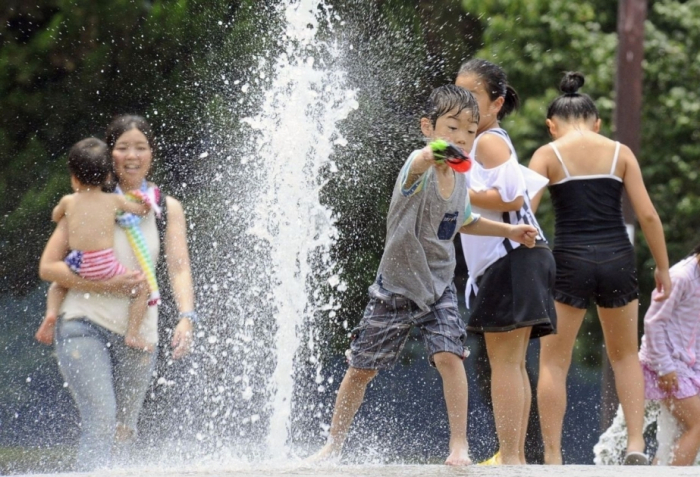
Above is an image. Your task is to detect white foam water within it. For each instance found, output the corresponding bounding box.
[187,0,357,460]
[594,400,700,465]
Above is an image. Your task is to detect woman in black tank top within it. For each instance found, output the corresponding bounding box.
[529,72,671,465]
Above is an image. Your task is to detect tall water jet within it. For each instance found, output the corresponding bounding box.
[173,0,358,459]
[244,0,358,454]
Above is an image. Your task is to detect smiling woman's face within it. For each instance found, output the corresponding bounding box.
[111,128,152,189]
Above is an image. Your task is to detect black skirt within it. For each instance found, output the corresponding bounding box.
[468,243,557,339]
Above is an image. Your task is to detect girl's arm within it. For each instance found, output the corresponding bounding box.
[469,189,524,211]
[460,217,537,248]
[643,273,684,377]
[528,147,551,213]
[621,146,672,300]
[164,196,195,359]
[39,219,144,295]
[470,133,525,212]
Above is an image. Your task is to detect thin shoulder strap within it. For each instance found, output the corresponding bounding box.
[548,142,571,178]
[156,191,168,259]
[610,141,621,175]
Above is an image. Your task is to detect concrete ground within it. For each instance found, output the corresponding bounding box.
[20,464,700,477]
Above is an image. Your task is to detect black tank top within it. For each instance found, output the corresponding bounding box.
[548,142,629,247]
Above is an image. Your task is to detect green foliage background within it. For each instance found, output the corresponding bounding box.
[1,0,699,369]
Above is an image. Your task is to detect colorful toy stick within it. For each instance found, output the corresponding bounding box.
[117,190,161,306]
[430,139,472,173]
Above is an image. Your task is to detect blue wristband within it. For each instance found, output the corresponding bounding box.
[179,311,199,324]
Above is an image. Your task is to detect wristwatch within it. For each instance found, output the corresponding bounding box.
[179,311,199,324]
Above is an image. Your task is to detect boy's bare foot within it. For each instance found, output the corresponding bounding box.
[125,332,155,352]
[305,443,341,464]
[35,315,57,345]
[445,444,472,466]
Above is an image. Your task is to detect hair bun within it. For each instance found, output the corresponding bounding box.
[560,72,585,95]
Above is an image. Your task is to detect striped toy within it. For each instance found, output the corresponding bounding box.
[116,185,161,306]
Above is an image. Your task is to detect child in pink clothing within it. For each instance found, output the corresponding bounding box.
[639,244,700,465]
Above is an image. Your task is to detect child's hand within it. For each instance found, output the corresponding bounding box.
[419,146,438,167]
[105,270,147,297]
[508,225,537,248]
[130,190,152,210]
[658,371,678,394]
[653,267,672,301]
[35,314,57,345]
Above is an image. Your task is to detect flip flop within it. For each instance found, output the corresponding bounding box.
[478,451,500,466]
[623,451,649,465]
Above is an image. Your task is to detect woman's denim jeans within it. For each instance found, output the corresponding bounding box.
[55,317,156,471]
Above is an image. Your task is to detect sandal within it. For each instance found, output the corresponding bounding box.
[623,452,649,465]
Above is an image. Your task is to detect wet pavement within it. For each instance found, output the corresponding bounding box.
[20,464,700,477]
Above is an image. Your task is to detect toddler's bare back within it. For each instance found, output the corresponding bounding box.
[57,191,126,251]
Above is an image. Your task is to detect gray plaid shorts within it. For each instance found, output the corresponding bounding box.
[347,281,468,370]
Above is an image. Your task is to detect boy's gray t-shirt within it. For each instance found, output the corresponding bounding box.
[376,150,479,311]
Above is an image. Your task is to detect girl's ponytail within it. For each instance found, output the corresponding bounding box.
[499,85,520,120]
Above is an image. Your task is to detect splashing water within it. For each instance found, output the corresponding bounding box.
[244,1,357,454]
[181,0,357,460]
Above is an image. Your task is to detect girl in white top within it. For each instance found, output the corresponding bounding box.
[457,59,556,465]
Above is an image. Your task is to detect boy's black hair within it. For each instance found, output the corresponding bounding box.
[67,138,111,186]
[458,59,519,120]
[546,72,599,121]
[423,84,480,126]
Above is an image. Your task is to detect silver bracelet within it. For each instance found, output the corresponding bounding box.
[179,311,199,324]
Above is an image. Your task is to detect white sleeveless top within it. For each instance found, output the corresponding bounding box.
[460,128,547,305]
[60,210,160,344]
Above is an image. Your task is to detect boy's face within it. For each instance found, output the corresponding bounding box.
[421,107,478,153]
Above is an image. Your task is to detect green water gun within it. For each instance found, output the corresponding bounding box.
[429,139,472,173]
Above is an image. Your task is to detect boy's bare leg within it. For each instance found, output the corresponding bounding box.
[124,285,153,352]
[307,366,377,462]
[433,352,472,465]
[36,282,66,345]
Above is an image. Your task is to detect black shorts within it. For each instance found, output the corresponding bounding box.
[468,243,557,339]
[553,242,639,309]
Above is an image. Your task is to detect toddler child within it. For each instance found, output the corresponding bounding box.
[639,245,700,465]
[308,85,537,465]
[35,137,154,351]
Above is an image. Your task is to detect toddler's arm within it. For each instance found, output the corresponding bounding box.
[51,196,70,223]
[117,193,151,216]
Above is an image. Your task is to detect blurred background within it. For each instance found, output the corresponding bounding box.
[1,0,699,473]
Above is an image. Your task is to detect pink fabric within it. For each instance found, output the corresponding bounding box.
[639,255,700,399]
[642,362,700,400]
[66,249,127,281]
